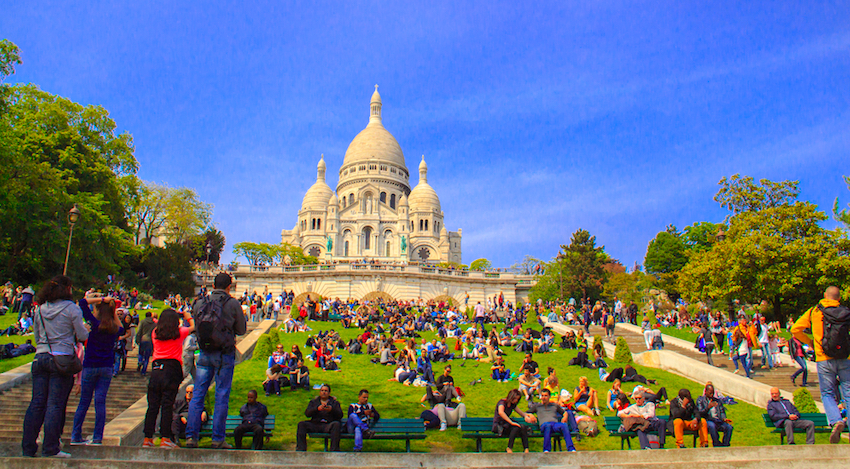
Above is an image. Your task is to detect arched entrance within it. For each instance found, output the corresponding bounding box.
[291,292,323,307]
[432,294,456,307]
[361,291,394,303]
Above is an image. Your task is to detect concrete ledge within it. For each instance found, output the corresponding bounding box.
[0,362,32,392]
[236,319,276,363]
[634,349,825,412]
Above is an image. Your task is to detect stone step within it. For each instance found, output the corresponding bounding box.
[0,443,849,468]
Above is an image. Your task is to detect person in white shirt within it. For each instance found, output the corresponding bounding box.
[616,391,666,449]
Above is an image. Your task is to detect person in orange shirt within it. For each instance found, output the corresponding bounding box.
[791,286,850,443]
[736,315,759,374]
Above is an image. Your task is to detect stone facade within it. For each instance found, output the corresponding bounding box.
[281,87,462,264]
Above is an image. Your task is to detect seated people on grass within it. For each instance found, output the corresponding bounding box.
[491,362,511,382]
[573,376,600,416]
[521,353,540,377]
[234,390,269,450]
[542,367,559,393]
[288,359,310,390]
[696,383,733,447]
[296,384,343,452]
[666,388,708,448]
[630,384,668,406]
[767,386,814,445]
[435,365,457,400]
[268,344,289,369]
[527,388,577,452]
[518,367,541,402]
[388,359,417,386]
[172,385,207,445]
[617,390,666,449]
[492,389,532,453]
[606,379,624,412]
[347,389,379,452]
[264,364,288,396]
[416,350,435,385]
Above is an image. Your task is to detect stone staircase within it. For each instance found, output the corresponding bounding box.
[0,320,266,446]
[0,354,148,443]
[0,441,848,468]
[589,323,822,402]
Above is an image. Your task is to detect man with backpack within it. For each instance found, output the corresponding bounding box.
[792,286,850,443]
[185,273,247,449]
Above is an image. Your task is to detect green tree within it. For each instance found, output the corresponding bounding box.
[188,227,226,264]
[510,255,541,275]
[644,225,688,275]
[679,176,839,319]
[164,187,212,244]
[560,229,610,300]
[0,83,137,285]
[0,39,22,82]
[137,244,195,298]
[233,242,278,265]
[681,221,721,253]
[470,258,492,271]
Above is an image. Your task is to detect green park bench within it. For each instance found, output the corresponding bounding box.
[308,418,426,452]
[761,413,848,444]
[603,415,698,449]
[459,416,578,452]
[197,415,276,449]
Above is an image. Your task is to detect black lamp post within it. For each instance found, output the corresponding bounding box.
[63,204,81,276]
[556,252,566,300]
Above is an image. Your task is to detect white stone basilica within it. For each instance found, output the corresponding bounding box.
[281,87,462,264]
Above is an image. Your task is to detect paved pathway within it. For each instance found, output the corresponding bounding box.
[588,323,822,402]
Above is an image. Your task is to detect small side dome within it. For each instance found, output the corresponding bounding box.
[399,192,409,206]
[301,155,333,210]
[329,192,339,206]
[409,155,440,212]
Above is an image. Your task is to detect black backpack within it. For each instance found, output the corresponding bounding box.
[196,295,233,351]
[819,304,850,359]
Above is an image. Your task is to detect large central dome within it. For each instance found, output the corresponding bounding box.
[340,87,409,171]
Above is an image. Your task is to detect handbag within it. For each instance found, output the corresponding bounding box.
[36,305,83,376]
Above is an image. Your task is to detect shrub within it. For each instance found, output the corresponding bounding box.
[137,292,154,305]
[267,328,280,345]
[792,387,818,413]
[614,337,633,363]
[253,334,273,362]
[592,335,606,357]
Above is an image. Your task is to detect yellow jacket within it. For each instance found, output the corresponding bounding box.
[791,299,841,362]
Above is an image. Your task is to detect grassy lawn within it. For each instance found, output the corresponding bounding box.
[225,317,819,452]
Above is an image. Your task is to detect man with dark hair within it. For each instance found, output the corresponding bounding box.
[347,389,379,452]
[696,383,733,447]
[767,387,814,445]
[135,311,156,376]
[172,385,207,445]
[527,388,577,452]
[297,384,343,451]
[185,273,247,449]
[666,388,708,448]
[792,286,850,443]
[234,390,269,450]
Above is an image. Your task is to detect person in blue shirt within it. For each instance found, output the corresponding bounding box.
[347,389,380,452]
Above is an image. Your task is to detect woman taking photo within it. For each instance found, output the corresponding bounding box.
[22,275,90,458]
[142,308,194,448]
[492,389,531,453]
[70,295,123,446]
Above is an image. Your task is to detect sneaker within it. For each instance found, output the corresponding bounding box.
[440,422,448,431]
[142,438,155,448]
[87,440,103,446]
[49,451,72,458]
[70,439,88,446]
[185,438,198,448]
[211,440,233,449]
[733,369,739,374]
[363,429,375,439]
[160,437,179,449]
[830,421,845,444]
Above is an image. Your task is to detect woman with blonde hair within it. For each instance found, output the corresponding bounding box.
[573,376,600,415]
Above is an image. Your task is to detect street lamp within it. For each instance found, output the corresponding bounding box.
[556,252,566,301]
[63,204,81,276]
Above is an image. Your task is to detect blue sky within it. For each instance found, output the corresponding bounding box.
[4,1,849,268]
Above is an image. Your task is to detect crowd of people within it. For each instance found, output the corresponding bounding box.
[15,270,850,456]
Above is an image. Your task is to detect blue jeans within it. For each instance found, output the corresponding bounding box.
[791,356,808,385]
[347,414,370,450]
[740,353,752,378]
[706,420,733,446]
[138,341,152,374]
[540,421,575,451]
[71,367,113,443]
[113,350,125,375]
[22,353,75,457]
[817,359,850,425]
[761,344,773,368]
[186,351,236,442]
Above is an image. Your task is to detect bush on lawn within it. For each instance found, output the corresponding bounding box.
[254,334,273,362]
[614,337,633,363]
[793,387,818,413]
